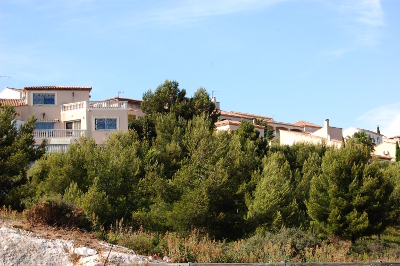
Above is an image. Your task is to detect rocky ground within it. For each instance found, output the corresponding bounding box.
[0,218,158,265]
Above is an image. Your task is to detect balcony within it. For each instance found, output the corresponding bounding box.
[61,101,128,112]
[46,144,70,153]
[33,129,85,139]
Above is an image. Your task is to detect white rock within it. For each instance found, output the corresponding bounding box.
[75,247,98,257]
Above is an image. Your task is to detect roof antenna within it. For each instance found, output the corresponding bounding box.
[118,91,124,98]
[212,90,219,98]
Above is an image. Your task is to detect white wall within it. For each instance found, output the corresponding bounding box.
[0,88,21,99]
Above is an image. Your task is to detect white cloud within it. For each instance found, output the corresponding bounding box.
[356,103,400,137]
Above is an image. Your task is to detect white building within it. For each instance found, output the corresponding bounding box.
[343,127,383,145]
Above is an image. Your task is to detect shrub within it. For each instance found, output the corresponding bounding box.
[26,199,91,230]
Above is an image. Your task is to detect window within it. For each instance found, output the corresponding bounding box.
[35,123,55,130]
[95,118,117,130]
[33,93,55,105]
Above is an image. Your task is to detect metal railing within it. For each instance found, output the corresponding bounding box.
[33,129,85,138]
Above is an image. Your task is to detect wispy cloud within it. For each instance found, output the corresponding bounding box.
[356,103,400,137]
[146,0,287,23]
[322,0,384,59]
[58,0,291,33]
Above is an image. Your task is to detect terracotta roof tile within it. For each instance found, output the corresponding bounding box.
[24,86,92,92]
[269,120,304,129]
[293,120,322,128]
[0,99,27,107]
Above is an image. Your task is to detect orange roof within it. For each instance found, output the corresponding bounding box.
[215,119,265,129]
[24,86,92,92]
[220,110,273,122]
[293,120,322,128]
[0,99,27,107]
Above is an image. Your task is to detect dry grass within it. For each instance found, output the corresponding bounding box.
[3,205,400,263]
[0,205,22,221]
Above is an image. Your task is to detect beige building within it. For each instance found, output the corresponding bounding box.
[214,119,265,138]
[1,86,134,152]
[280,119,342,148]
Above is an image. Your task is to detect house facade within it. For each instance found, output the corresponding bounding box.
[1,86,137,152]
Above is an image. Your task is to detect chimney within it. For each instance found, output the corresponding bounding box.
[324,119,329,128]
[211,97,220,110]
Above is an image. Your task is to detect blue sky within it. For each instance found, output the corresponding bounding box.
[1,0,399,136]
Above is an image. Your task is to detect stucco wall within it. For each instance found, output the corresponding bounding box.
[329,127,343,141]
[0,88,21,99]
[86,109,128,143]
[374,140,396,160]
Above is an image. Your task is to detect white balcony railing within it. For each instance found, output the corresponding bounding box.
[33,129,85,138]
[61,101,86,111]
[61,101,128,112]
[46,144,70,153]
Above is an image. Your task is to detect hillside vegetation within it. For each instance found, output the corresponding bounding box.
[2,80,400,262]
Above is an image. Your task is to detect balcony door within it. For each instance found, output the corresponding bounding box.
[65,120,81,137]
